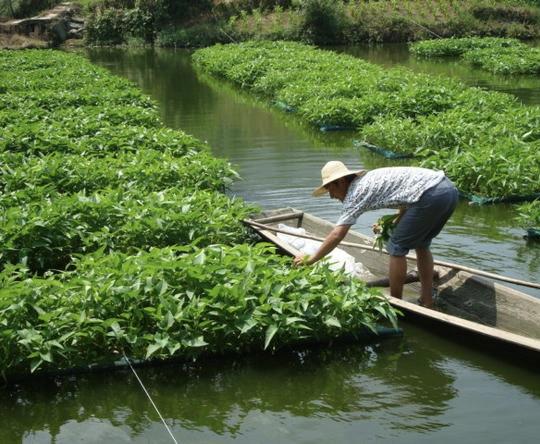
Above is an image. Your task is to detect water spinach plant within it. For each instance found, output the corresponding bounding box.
[410,37,540,75]
[0,49,254,273]
[193,41,540,200]
[409,37,523,57]
[372,214,400,252]
[0,49,399,378]
[0,188,252,273]
[0,244,398,378]
[516,200,540,239]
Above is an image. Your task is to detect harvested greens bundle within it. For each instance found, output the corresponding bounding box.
[372,214,400,251]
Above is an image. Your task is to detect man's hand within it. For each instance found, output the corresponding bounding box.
[293,254,309,267]
[293,225,351,268]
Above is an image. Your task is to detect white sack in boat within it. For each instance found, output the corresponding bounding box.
[276,224,374,280]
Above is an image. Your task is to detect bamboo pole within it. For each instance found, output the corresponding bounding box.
[244,219,540,290]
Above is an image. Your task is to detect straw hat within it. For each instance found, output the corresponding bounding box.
[312,161,365,197]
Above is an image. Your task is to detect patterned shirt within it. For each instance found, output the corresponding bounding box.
[336,167,445,226]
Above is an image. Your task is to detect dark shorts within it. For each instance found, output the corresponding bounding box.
[386,177,458,256]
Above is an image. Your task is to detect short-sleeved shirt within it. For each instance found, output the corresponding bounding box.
[336,167,445,226]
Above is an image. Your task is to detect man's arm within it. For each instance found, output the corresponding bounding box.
[293,224,351,266]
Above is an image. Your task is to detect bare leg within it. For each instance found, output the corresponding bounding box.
[416,247,434,307]
[389,255,407,299]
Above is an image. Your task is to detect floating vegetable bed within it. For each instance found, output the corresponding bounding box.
[0,244,397,379]
[0,188,251,273]
[410,37,540,75]
[193,41,540,201]
[0,49,399,378]
[409,37,523,57]
[516,200,540,240]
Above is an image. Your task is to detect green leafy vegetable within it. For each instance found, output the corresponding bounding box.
[373,214,400,251]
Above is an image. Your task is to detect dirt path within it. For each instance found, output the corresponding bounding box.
[0,2,84,48]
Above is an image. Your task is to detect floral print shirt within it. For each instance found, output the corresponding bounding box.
[336,167,445,226]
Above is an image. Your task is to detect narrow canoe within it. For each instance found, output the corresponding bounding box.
[247,208,540,365]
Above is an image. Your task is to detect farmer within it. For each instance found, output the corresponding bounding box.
[293,161,458,308]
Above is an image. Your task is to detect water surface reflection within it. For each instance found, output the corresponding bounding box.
[2,329,539,443]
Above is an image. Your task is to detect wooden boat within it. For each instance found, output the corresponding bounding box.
[247,208,540,365]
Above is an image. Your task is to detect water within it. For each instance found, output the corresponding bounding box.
[1,45,538,443]
[2,326,539,443]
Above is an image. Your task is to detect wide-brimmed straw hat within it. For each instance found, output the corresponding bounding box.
[312,161,366,197]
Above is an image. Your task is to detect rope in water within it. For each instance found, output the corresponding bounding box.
[122,351,179,444]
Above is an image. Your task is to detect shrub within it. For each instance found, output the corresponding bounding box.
[2,0,60,19]
[157,24,230,48]
[471,4,540,24]
[123,7,156,42]
[300,0,347,44]
[85,8,126,45]
[85,1,168,45]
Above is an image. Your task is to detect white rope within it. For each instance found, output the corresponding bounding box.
[122,351,179,444]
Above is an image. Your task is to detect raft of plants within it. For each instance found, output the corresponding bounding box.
[409,37,540,75]
[192,41,540,201]
[516,200,540,240]
[0,50,398,380]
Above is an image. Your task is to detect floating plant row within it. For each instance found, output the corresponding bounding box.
[0,49,246,273]
[0,50,399,377]
[0,187,252,274]
[0,149,238,198]
[362,105,540,199]
[0,244,397,378]
[516,200,540,239]
[409,37,540,75]
[193,41,540,199]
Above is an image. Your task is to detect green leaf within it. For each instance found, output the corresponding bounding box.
[374,306,387,317]
[40,351,53,363]
[264,324,279,350]
[324,317,342,329]
[30,359,43,373]
[184,336,208,348]
[240,318,257,334]
[158,279,169,296]
[145,343,162,359]
[193,251,206,265]
[245,259,254,273]
[285,316,304,325]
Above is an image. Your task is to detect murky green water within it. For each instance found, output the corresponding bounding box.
[2,325,539,443]
[2,44,538,443]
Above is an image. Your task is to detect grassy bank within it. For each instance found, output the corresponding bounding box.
[0,49,398,379]
[81,0,540,47]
